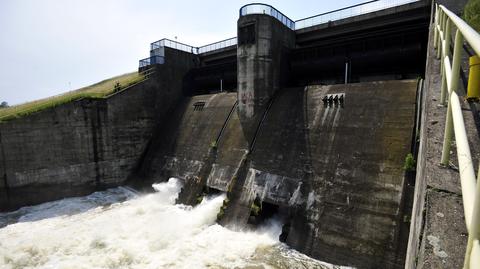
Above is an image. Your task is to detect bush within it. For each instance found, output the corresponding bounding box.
[404,153,416,172]
[210,141,217,149]
[251,203,261,216]
[114,82,121,93]
[217,198,230,220]
[464,0,480,32]
[250,197,262,216]
[196,194,204,204]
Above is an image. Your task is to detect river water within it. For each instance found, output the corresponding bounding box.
[0,178,351,269]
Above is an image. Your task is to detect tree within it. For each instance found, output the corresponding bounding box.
[0,101,8,108]
[464,0,480,32]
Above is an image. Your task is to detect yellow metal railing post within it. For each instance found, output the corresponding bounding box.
[451,30,464,100]
[441,103,453,165]
[434,4,439,49]
[440,18,451,75]
[437,9,443,59]
[464,161,480,268]
[434,3,480,267]
[441,30,464,165]
[444,19,452,59]
[441,11,446,52]
[467,56,480,100]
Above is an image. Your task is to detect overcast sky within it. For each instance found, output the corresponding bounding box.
[0,0,377,105]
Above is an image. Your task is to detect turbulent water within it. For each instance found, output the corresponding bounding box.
[0,178,351,269]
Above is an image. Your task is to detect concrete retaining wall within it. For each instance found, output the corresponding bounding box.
[0,48,195,210]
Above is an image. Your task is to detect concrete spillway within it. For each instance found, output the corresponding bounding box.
[134,80,417,268]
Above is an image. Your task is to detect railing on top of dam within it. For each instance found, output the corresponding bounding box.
[294,0,419,29]
[139,37,238,68]
[151,39,197,54]
[434,3,480,268]
[138,36,237,68]
[139,0,421,68]
[197,37,238,54]
[149,38,238,55]
[139,55,164,68]
[238,0,420,30]
[239,3,295,30]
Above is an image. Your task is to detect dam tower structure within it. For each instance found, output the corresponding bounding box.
[237,4,295,121]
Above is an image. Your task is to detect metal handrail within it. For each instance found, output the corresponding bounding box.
[139,0,422,68]
[198,37,237,54]
[150,38,196,53]
[138,55,165,68]
[139,57,150,69]
[139,37,238,68]
[434,3,480,268]
[295,0,420,29]
[239,3,295,30]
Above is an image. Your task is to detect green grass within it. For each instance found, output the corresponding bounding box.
[0,71,144,122]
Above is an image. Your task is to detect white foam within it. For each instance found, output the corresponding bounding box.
[0,178,353,269]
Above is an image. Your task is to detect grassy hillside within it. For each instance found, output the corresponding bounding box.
[0,71,145,122]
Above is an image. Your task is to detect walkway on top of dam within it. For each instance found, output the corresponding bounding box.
[138,0,430,68]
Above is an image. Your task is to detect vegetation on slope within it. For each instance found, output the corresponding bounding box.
[464,0,480,32]
[0,71,144,122]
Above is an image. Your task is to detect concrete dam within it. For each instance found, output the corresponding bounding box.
[4,0,477,268]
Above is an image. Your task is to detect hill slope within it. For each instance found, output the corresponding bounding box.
[0,71,144,122]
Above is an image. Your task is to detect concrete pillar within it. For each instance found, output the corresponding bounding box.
[237,12,295,119]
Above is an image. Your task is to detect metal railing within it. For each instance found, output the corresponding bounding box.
[239,1,420,30]
[140,0,422,68]
[434,3,480,268]
[150,38,196,53]
[138,55,165,68]
[239,3,295,30]
[198,37,237,54]
[139,36,238,68]
[295,0,419,29]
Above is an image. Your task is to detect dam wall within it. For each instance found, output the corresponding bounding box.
[0,48,195,210]
[134,79,417,268]
[226,81,416,268]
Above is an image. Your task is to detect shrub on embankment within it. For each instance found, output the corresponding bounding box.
[464,0,480,32]
[0,71,144,122]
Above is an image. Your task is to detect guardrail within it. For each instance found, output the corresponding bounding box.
[151,39,196,53]
[140,0,421,68]
[295,0,419,29]
[140,37,238,68]
[434,3,480,268]
[198,37,237,54]
[138,55,165,69]
[239,3,295,30]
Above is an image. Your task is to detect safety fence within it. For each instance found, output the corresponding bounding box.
[295,0,419,29]
[198,37,237,54]
[139,55,164,69]
[239,3,295,30]
[150,39,196,53]
[434,3,480,268]
[139,0,421,68]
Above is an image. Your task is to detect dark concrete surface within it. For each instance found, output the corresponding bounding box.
[0,48,195,211]
[209,80,416,269]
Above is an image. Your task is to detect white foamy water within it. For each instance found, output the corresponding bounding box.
[0,178,351,269]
